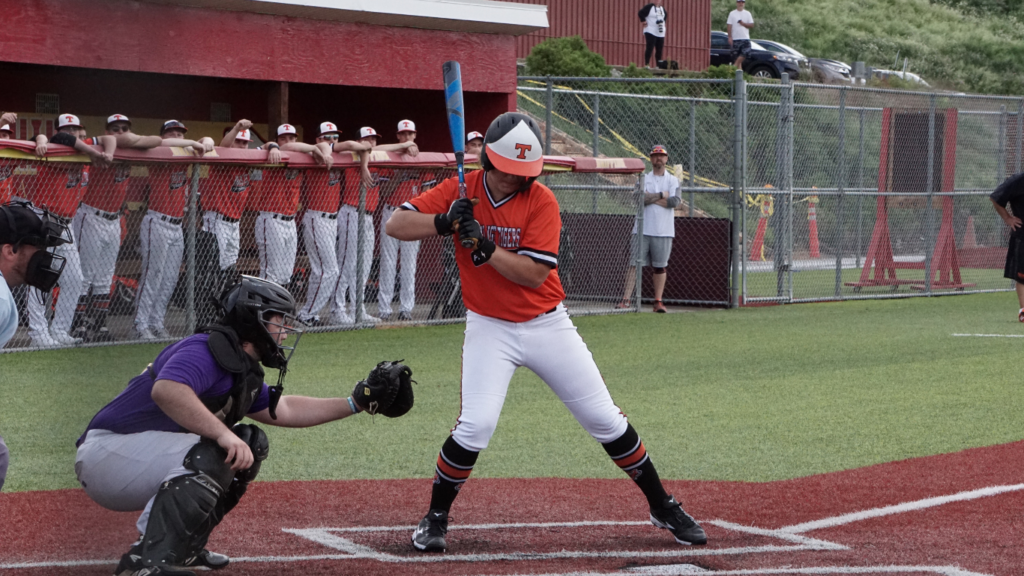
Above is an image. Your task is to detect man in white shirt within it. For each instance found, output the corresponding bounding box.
[618,145,680,313]
[726,0,755,70]
[638,0,667,69]
[0,201,70,490]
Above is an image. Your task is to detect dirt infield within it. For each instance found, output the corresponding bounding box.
[3,441,1023,576]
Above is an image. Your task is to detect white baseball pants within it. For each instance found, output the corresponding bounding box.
[73,204,122,296]
[452,304,629,452]
[299,210,340,320]
[26,224,82,337]
[134,211,183,332]
[255,211,297,287]
[75,429,199,534]
[377,204,420,316]
[333,204,374,317]
[202,211,241,271]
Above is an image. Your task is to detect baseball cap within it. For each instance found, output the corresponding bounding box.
[0,124,12,134]
[650,144,669,156]
[161,120,188,134]
[236,129,252,142]
[318,121,340,136]
[467,131,484,142]
[397,120,416,133]
[277,124,297,136]
[57,114,83,129]
[359,126,378,139]
[106,114,131,127]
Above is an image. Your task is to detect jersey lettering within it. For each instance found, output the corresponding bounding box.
[231,173,251,193]
[483,225,521,249]
[114,165,131,184]
[286,169,300,181]
[169,170,187,191]
[0,166,12,182]
[328,169,342,188]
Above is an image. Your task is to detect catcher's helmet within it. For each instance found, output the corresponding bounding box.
[216,275,303,370]
[480,112,544,178]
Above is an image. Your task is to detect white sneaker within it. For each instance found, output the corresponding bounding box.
[134,326,157,340]
[30,330,58,348]
[50,329,83,345]
[358,309,380,323]
[329,312,354,325]
[153,326,171,339]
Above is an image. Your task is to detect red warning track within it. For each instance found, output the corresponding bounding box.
[3,441,1024,576]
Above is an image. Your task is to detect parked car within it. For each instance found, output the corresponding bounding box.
[710,31,801,80]
[753,39,852,83]
[870,69,930,87]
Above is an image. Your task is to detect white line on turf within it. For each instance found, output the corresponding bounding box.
[951,333,1024,338]
[777,483,1024,534]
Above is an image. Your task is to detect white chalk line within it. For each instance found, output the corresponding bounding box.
[951,333,1024,338]
[777,483,1024,534]
[512,566,991,576]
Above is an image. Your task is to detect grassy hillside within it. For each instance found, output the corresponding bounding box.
[711,0,1024,95]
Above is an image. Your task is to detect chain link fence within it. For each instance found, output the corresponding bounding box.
[519,74,1022,308]
[1,144,642,351]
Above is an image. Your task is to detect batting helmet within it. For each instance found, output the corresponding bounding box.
[480,112,544,178]
[216,275,303,370]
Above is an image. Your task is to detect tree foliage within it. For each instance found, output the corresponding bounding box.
[525,36,612,77]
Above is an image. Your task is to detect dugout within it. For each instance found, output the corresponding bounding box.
[0,0,548,147]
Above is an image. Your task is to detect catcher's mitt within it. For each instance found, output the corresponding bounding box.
[352,360,415,417]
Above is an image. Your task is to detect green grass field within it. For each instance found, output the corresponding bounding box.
[3,292,1023,493]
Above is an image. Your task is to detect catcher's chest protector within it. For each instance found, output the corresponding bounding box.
[201,326,266,427]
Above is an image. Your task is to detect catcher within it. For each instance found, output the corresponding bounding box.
[74,275,413,576]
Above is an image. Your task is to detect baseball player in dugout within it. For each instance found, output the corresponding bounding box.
[132,120,215,341]
[75,275,392,576]
[0,112,49,162]
[466,130,484,157]
[618,144,681,313]
[378,119,436,321]
[386,112,707,552]
[0,201,70,489]
[295,121,371,326]
[251,123,333,291]
[71,114,212,343]
[330,125,416,323]
[26,113,116,347]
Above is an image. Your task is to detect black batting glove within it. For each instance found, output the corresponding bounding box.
[458,218,496,266]
[433,198,476,236]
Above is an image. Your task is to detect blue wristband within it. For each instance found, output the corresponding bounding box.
[347,396,361,414]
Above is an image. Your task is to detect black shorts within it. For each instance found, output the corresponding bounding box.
[731,40,752,61]
[1003,234,1024,282]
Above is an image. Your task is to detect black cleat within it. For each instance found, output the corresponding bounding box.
[649,495,707,545]
[181,549,230,570]
[127,567,196,576]
[411,509,449,552]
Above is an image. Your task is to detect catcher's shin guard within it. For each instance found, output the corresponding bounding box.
[137,441,235,570]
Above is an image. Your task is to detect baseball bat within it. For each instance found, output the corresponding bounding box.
[442,60,479,249]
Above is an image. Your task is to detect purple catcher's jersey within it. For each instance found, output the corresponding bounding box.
[77,334,270,445]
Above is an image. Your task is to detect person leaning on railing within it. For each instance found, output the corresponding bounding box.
[25,114,116,348]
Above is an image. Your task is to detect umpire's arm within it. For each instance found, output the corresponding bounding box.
[248,395,358,428]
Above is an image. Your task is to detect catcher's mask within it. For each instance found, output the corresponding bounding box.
[0,201,71,292]
[215,276,305,411]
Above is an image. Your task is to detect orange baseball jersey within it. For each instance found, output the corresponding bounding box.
[405,170,564,322]
[342,167,391,212]
[146,165,192,218]
[0,160,18,205]
[302,167,344,213]
[201,165,254,220]
[32,163,89,218]
[256,167,302,215]
[82,164,132,213]
[387,170,437,206]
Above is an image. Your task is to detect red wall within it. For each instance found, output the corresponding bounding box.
[3,0,517,94]
[0,62,511,152]
[509,0,710,71]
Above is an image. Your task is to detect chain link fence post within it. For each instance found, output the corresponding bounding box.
[835,87,847,297]
[545,77,553,155]
[355,180,367,324]
[633,173,645,312]
[857,107,865,269]
[689,99,696,217]
[1016,99,1023,174]
[731,69,745,308]
[186,162,199,333]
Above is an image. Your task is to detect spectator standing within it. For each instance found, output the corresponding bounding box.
[378,120,435,321]
[727,0,755,70]
[617,145,680,313]
[638,0,667,69]
[990,172,1024,322]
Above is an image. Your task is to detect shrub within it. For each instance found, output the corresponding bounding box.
[525,36,612,77]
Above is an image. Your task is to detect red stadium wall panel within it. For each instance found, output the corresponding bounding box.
[508,0,710,70]
[1,0,516,94]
